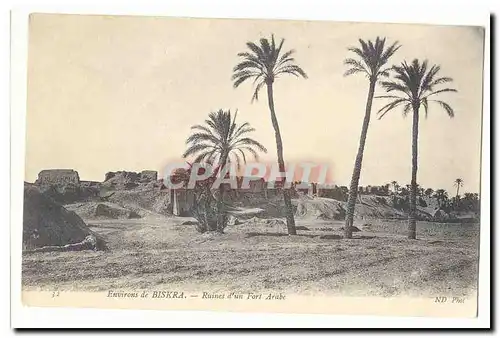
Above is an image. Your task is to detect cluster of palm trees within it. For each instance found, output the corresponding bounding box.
[388,179,477,213]
[389,178,463,200]
[320,179,477,214]
[183,34,457,240]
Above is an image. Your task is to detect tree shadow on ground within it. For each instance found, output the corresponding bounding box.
[244,232,378,240]
[319,234,376,240]
[318,234,343,240]
[245,232,318,239]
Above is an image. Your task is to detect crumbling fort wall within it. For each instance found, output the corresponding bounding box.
[35,169,80,186]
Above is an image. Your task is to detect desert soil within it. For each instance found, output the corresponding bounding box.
[22,216,479,297]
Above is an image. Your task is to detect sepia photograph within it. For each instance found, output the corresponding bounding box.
[14,10,487,321]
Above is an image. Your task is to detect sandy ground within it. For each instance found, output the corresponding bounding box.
[22,216,479,297]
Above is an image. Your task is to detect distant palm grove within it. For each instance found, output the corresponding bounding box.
[318,182,479,215]
[181,33,474,240]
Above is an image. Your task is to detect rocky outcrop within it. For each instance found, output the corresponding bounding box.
[94,203,141,219]
[37,182,100,205]
[294,197,346,220]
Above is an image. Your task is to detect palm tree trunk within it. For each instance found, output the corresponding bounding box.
[408,105,419,240]
[344,79,376,239]
[216,153,229,233]
[266,82,297,235]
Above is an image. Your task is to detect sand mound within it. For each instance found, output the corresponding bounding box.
[355,195,433,220]
[95,203,141,219]
[242,217,287,230]
[106,189,171,217]
[229,194,288,218]
[225,206,266,219]
[292,195,434,221]
[293,197,346,220]
[66,202,141,220]
[23,185,107,251]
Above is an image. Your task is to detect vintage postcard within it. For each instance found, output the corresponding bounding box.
[16,12,486,320]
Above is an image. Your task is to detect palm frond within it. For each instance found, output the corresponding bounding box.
[375,94,406,100]
[237,148,248,164]
[377,66,393,78]
[236,52,263,66]
[237,146,260,161]
[274,37,285,61]
[232,151,243,170]
[231,122,252,141]
[233,60,263,72]
[421,97,429,119]
[344,67,368,77]
[422,88,457,99]
[246,42,266,61]
[232,71,259,88]
[428,77,453,88]
[402,103,412,117]
[275,64,308,78]
[186,132,220,145]
[193,149,218,164]
[377,98,408,119]
[380,41,401,62]
[277,49,295,66]
[380,81,412,97]
[228,109,238,139]
[431,99,455,117]
[183,143,217,158]
[190,124,216,136]
[232,126,257,144]
[251,81,266,103]
[233,137,268,153]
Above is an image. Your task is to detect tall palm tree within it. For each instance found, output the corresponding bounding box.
[454,178,464,199]
[232,34,307,235]
[377,59,457,239]
[343,37,401,238]
[183,109,267,232]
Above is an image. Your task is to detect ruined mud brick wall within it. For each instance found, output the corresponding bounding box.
[35,169,80,186]
[171,188,195,216]
[140,170,158,181]
[104,170,158,182]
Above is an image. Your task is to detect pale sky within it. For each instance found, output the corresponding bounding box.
[25,14,484,194]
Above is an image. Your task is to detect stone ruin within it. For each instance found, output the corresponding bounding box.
[33,169,100,204]
[140,170,158,181]
[102,170,160,190]
[35,169,80,186]
[31,168,168,216]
